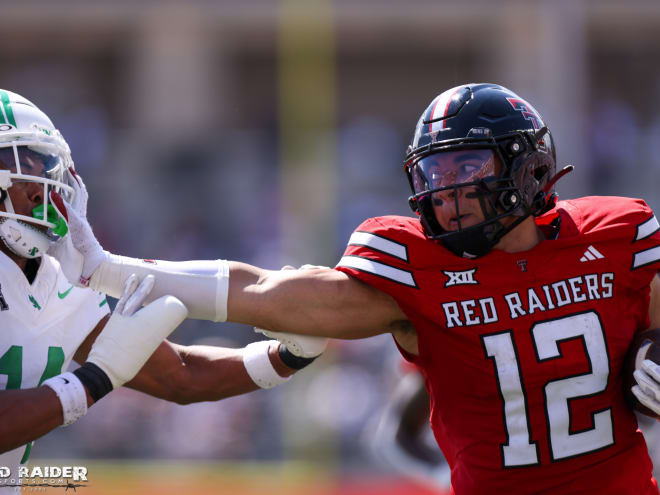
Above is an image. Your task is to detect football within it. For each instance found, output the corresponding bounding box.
[624,328,660,418]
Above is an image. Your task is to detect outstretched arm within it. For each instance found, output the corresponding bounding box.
[48,188,407,339]
[73,324,302,404]
[49,176,411,341]
[227,262,407,339]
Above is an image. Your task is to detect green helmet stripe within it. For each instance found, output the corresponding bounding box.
[0,90,17,127]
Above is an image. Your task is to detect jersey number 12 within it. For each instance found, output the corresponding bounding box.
[482,311,613,467]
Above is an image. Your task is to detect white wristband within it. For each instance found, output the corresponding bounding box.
[243,341,291,389]
[42,372,88,426]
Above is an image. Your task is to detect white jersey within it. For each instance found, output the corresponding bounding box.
[0,251,109,479]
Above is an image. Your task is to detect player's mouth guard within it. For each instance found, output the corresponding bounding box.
[32,203,68,237]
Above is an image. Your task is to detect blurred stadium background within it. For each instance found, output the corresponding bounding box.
[3,0,660,493]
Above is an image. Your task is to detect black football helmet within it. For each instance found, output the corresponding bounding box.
[405,83,565,258]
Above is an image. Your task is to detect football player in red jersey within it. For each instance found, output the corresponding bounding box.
[53,83,660,494]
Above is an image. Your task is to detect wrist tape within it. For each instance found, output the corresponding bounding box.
[90,254,229,322]
[243,340,290,389]
[73,362,114,403]
[42,372,88,426]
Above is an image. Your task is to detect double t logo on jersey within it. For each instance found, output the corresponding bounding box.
[443,269,478,287]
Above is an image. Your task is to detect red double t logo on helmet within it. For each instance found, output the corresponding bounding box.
[506,97,542,130]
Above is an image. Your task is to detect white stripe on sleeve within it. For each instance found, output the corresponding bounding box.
[337,256,416,287]
[632,246,660,270]
[348,232,408,261]
[636,215,660,241]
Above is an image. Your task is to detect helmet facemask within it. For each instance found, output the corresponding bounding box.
[0,143,73,259]
[406,127,555,258]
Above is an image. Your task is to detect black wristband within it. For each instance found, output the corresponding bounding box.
[278,344,318,370]
[73,362,114,403]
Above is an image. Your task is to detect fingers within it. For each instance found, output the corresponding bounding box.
[633,362,660,415]
[121,275,156,316]
[632,385,660,415]
[299,264,330,270]
[634,367,660,403]
[64,168,81,205]
[69,167,88,191]
[257,328,328,358]
[49,191,88,232]
[279,264,330,271]
[642,359,660,382]
[70,168,89,199]
[115,274,156,316]
[115,274,139,315]
[49,191,69,223]
[66,167,88,216]
[68,167,81,186]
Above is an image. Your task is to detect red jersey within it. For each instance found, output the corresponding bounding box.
[336,196,660,495]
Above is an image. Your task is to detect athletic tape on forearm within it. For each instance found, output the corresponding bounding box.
[42,372,88,426]
[243,340,291,389]
[90,253,229,322]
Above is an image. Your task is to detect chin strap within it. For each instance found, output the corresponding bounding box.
[543,165,574,195]
[441,212,527,259]
[0,218,51,259]
[533,165,574,216]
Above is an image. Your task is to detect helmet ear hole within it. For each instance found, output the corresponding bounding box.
[498,191,520,211]
[533,164,549,182]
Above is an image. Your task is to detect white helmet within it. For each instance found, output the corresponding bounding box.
[0,89,74,258]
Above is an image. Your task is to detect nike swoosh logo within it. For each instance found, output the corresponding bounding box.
[58,285,74,299]
[61,377,70,384]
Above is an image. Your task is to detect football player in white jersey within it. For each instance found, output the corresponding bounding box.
[0,89,327,480]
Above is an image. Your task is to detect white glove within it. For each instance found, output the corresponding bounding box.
[47,169,107,287]
[632,359,660,415]
[254,264,329,359]
[88,274,188,388]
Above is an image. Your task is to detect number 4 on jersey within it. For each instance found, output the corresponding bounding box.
[0,346,65,390]
[0,345,65,463]
[482,311,614,467]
